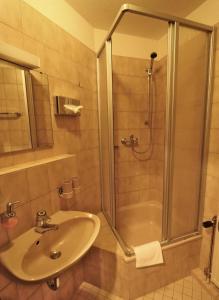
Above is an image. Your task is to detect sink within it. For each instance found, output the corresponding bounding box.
[0,210,100,282]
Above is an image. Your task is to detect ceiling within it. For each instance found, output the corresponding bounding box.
[66,0,207,39]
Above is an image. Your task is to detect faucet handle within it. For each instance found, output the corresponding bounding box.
[36,210,50,221]
[5,201,20,217]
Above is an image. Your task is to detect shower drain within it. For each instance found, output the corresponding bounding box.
[50,250,62,260]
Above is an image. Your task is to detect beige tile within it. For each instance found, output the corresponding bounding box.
[2,69,17,84]
[71,262,84,289]
[210,102,219,129]
[0,0,22,30]
[4,83,19,99]
[45,157,61,186]
[0,22,23,48]
[57,278,75,300]
[41,282,58,300]
[48,159,72,190]
[26,164,50,200]
[0,170,29,212]
[17,281,39,300]
[0,282,18,299]
[0,223,9,248]
[209,129,219,153]
[0,265,12,291]
[30,193,53,221]
[28,286,44,300]
[7,202,32,240]
[21,2,44,42]
[50,189,61,213]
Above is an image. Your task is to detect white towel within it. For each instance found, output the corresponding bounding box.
[134,241,164,268]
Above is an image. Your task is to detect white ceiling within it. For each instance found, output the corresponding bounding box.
[66,0,207,39]
[114,12,168,39]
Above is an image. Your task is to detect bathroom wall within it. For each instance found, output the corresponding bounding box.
[187,0,219,26]
[0,155,84,299]
[0,1,100,298]
[200,22,219,271]
[0,155,78,236]
[0,0,100,214]
[22,0,95,50]
[112,54,166,245]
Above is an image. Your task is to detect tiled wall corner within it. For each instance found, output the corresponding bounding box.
[0,1,100,298]
[0,0,101,216]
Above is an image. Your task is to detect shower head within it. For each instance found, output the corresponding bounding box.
[150,52,157,59]
[150,52,157,67]
[148,51,158,75]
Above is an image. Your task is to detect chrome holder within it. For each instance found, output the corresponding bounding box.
[47,277,60,290]
[203,216,217,281]
[121,134,138,147]
[0,112,22,119]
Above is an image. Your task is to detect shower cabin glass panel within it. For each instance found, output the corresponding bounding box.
[98,44,114,225]
[111,13,169,246]
[169,26,210,239]
[97,6,213,256]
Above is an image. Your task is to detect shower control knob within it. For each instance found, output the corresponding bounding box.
[121,138,127,145]
[121,135,138,147]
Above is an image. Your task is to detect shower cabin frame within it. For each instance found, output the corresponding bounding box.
[97,4,215,256]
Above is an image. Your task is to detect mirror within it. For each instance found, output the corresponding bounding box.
[0,59,53,154]
[30,70,53,148]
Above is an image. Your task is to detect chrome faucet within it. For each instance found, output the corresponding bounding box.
[0,201,20,220]
[35,210,59,234]
[121,134,138,147]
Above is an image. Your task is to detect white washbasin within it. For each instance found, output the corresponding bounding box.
[0,210,100,281]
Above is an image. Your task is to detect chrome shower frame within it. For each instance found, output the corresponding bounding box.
[97,3,215,257]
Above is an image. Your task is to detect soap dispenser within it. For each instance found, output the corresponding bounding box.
[1,201,20,229]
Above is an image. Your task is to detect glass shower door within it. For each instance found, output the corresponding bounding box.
[168,26,210,240]
[97,41,115,226]
[111,13,169,247]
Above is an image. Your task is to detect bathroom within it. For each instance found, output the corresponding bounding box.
[0,0,218,299]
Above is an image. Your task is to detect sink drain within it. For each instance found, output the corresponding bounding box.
[50,250,61,260]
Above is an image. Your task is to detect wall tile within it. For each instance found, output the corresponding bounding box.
[21,2,44,42]
[30,193,53,222]
[41,282,58,300]
[7,202,32,240]
[17,281,40,300]
[0,265,12,291]
[0,2,98,299]
[0,282,18,299]
[27,286,44,300]
[0,170,29,212]
[0,0,22,30]
[26,164,50,200]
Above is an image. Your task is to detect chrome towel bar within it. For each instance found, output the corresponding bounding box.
[0,112,22,118]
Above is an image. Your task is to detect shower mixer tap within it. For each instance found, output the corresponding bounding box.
[121,134,138,147]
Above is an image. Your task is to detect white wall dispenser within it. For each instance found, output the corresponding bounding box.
[54,96,83,116]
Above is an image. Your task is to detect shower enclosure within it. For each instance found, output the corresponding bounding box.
[97,4,214,255]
